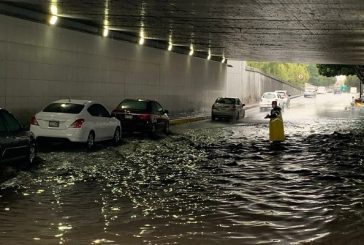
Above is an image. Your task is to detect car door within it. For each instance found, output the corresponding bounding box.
[95,104,115,139]
[0,110,29,161]
[152,102,166,130]
[236,99,242,114]
[87,104,104,141]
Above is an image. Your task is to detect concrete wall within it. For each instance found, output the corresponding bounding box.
[226,60,303,104]
[0,14,226,122]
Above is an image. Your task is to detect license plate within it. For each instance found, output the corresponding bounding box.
[125,115,133,119]
[49,121,59,127]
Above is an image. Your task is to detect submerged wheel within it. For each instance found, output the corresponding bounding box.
[86,131,95,150]
[149,124,157,138]
[164,122,170,135]
[27,140,36,165]
[113,127,121,145]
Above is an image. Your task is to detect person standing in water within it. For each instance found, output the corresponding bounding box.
[264,101,285,142]
[264,101,281,119]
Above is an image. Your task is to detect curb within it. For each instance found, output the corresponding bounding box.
[170,116,210,126]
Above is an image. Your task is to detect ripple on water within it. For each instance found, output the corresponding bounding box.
[0,118,364,244]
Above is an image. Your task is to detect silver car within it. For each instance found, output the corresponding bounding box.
[211,97,245,121]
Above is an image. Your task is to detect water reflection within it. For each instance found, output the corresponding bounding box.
[0,94,364,244]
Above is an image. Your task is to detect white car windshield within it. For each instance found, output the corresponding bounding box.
[215,98,236,104]
[262,93,276,99]
[43,103,84,114]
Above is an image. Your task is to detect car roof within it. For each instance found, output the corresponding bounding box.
[275,90,287,93]
[122,98,153,103]
[51,99,94,105]
[216,97,239,100]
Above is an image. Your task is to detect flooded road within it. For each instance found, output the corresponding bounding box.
[1,93,364,244]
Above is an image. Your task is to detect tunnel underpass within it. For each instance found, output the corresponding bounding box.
[1,94,364,244]
[1,1,364,245]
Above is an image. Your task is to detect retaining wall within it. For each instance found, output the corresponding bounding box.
[0,14,226,123]
[226,60,303,104]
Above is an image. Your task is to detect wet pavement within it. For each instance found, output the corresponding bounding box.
[1,93,364,244]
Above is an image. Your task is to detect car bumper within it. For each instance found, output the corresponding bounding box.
[121,120,154,132]
[260,104,272,109]
[30,126,88,143]
[212,109,236,117]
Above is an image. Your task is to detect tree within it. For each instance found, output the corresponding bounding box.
[346,75,360,90]
[317,64,364,96]
[247,62,308,87]
[307,64,336,86]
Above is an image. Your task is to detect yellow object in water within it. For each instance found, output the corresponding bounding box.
[269,114,285,142]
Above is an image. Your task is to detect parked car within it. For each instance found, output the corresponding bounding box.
[304,88,317,98]
[211,97,245,121]
[275,90,290,108]
[317,86,327,94]
[260,92,284,112]
[111,99,170,136]
[0,108,36,165]
[30,99,121,150]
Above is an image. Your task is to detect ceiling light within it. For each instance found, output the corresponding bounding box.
[103,28,109,37]
[50,5,58,15]
[189,45,194,56]
[139,37,145,45]
[168,43,173,51]
[49,15,58,25]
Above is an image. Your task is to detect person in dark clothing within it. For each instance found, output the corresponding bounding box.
[264,101,281,119]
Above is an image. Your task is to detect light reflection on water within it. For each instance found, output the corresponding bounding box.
[0,94,364,244]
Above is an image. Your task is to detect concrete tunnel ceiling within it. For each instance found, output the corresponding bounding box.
[2,0,364,65]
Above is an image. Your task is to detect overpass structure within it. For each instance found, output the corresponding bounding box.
[0,1,363,120]
[1,0,364,64]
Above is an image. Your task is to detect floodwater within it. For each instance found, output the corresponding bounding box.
[1,93,364,244]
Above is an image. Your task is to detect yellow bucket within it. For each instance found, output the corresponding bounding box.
[269,114,285,142]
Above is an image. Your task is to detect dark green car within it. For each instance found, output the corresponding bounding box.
[0,109,36,165]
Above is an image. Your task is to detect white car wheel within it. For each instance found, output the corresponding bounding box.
[113,127,121,145]
[86,132,95,150]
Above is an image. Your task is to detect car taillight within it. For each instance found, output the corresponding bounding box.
[137,114,151,121]
[30,116,39,126]
[70,119,85,128]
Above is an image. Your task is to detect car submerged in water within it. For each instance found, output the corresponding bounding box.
[304,88,317,98]
[260,92,284,112]
[30,99,121,150]
[211,97,245,121]
[0,108,36,165]
[111,99,170,137]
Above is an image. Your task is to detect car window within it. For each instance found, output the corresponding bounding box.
[152,102,164,114]
[118,99,148,111]
[88,104,110,117]
[43,103,84,114]
[262,93,276,99]
[96,104,110,117]
[237,99,241,105]
[215,98,236,104]
[87,105,98,117]
[1,111,21,132]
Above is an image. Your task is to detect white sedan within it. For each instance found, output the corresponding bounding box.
[30,99,121,150]
[260,92,284,112]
